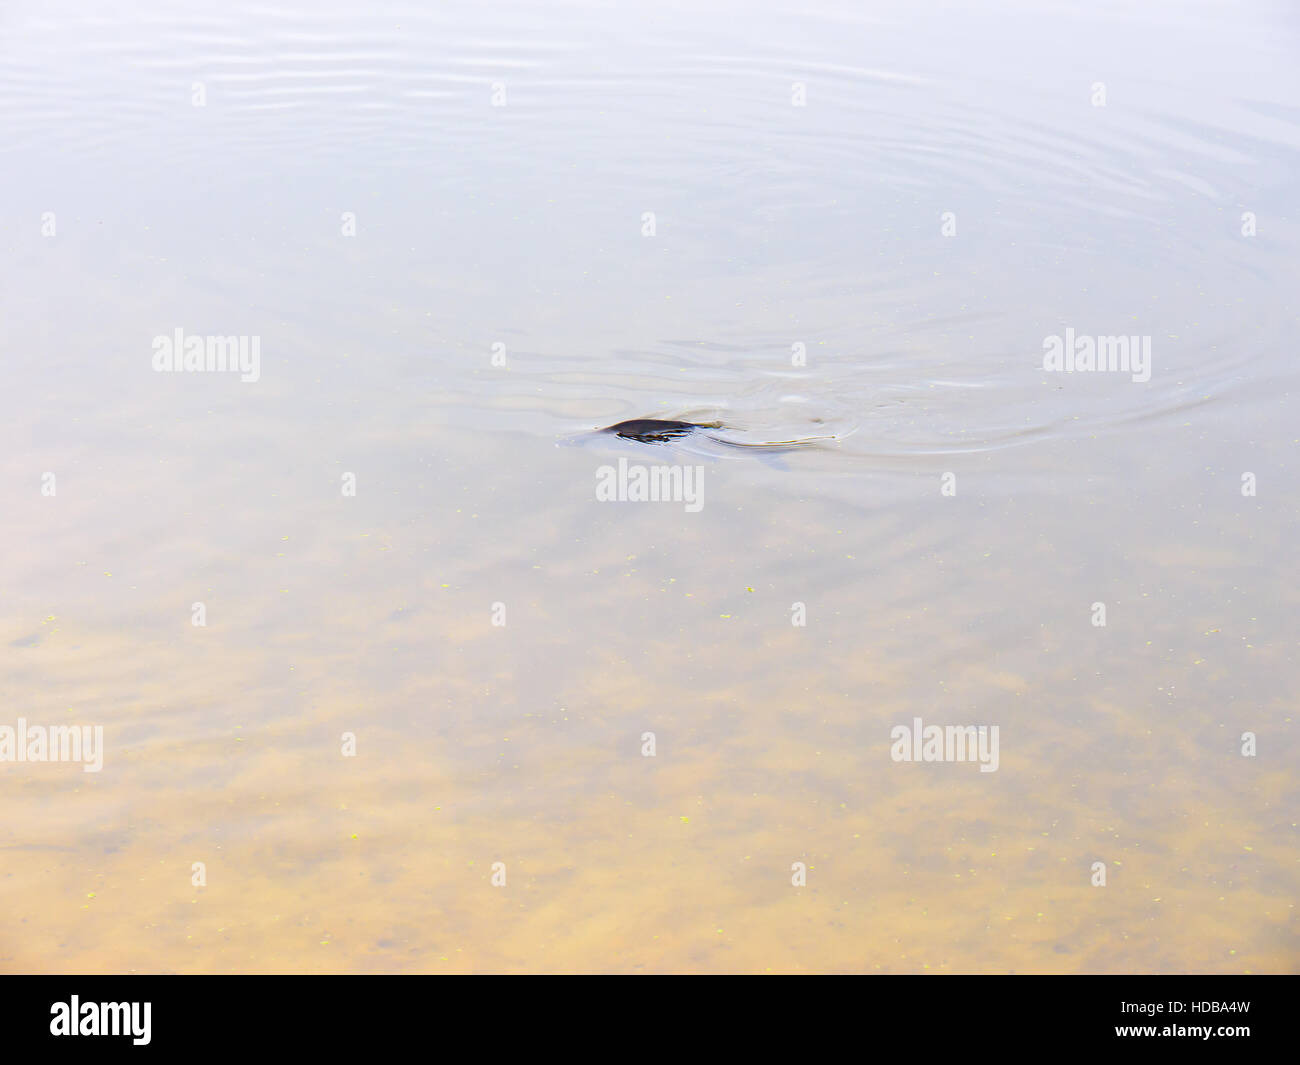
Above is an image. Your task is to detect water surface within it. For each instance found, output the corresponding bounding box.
[2,0,1297,973]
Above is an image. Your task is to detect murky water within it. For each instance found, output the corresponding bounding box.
[2,0,1297,973]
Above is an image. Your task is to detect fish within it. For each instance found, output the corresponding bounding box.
[597,418,724,443]
[596,418,838,451]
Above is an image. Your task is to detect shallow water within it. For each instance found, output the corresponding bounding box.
[2,0,1297,973]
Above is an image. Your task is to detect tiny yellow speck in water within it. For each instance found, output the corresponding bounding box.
[680,816,689,823]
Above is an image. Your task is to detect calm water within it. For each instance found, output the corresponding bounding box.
[2,0,1297,973]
